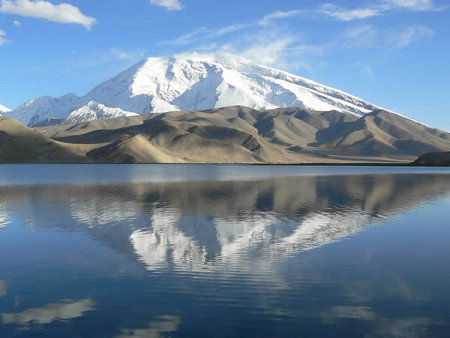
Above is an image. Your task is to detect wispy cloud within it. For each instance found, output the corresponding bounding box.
[387,25,434,48]
[162,9,303,46]
[161,24,250,46]
[221,29,299,68]
[150,0,182,11]
[319,4,381,21]
[0,0,97,30]
[162,27,210,46]
[158,1,440,73]
[381,0,436,11]
[163,0,443,48]
[342,24,434,49]
[13,19,20,27]
[258,10,304,25]
[342,25,378,47]
[319,0,444,21]
[0,30,7,45]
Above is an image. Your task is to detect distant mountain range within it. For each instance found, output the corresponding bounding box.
[4,53,383,127]
[0,106,449,164]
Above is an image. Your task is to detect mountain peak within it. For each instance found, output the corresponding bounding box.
[7,52,383,126]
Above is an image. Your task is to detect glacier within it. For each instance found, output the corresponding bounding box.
[6,53,383,127]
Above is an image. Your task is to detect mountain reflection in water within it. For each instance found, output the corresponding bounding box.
[1,174,448,272]
[0,167,449,337]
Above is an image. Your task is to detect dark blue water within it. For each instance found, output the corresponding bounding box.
[0,165,449,337]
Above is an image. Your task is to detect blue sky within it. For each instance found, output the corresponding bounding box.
[0,0,449,129]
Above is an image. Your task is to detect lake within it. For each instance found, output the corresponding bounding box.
[0,165,449,337]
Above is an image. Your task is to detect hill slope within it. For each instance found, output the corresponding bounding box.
[0,117,88,163]
[413,152,450,166]
[31,106,450,164]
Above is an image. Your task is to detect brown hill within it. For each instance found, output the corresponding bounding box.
[0,117,87,163]
[412,151,450,166]
[1,106,449,164]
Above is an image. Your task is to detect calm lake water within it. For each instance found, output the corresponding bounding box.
[0,165,449,337]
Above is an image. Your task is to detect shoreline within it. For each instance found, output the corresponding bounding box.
[0,162,448,167]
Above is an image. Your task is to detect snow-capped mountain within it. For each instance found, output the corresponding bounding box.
[9,94,83,126]
[64,101,138,125]
[7,53,383,127]
[0,104,11,114]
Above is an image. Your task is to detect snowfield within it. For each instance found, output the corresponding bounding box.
[0,104,11,114]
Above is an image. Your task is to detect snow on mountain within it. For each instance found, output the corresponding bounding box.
[7,53,383,127]
[64,101,138,125]
[8,94,83,126]
[0,104,11,114]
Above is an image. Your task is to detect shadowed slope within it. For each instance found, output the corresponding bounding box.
[313,110,450,157]
[0,117,87,163]
[413,151,450,166]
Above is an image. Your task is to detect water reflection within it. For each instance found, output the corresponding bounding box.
[2,298,95,326]
[0,174,448,273]
[117,315,181,338]
[0,169,449,336]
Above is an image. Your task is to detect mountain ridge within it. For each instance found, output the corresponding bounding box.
[5,53,384,127]
[1,105,448,164]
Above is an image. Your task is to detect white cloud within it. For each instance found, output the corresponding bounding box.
[211,28,314,70]
[13,19,20,26]
[0,30,7,45]
[382,0,435,11]
[241,34,296,67]
[318,0,443,21]
[0,0,97,30]
[319,4,381,21]
[150,0,182,11]
[259,10,304,25]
